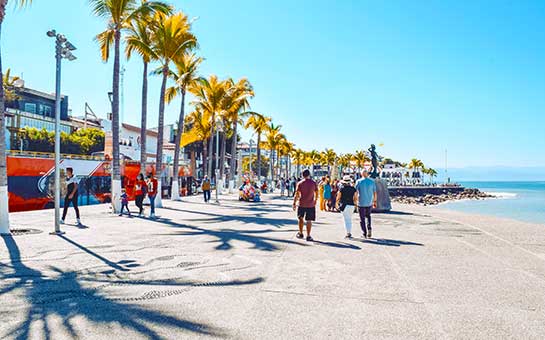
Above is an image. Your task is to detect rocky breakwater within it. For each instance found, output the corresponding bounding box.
[391,188,495,206]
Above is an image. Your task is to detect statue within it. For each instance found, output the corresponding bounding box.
[368,144,379,179]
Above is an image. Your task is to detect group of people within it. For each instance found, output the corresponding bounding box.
[292,169,377,240]
[119,173,158,218]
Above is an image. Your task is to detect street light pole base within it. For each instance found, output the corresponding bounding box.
[49,231,66,236]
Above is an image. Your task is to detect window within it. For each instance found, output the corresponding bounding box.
[39,105,53,117]
[24,103,37,114]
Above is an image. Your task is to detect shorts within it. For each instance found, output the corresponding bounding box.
[297,207,316,221]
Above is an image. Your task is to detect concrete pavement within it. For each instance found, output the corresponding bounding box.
[1,193,545,339]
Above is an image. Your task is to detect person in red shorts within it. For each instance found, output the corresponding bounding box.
[293,169,319,241]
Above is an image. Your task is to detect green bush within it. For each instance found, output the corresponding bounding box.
[18,127,105,155]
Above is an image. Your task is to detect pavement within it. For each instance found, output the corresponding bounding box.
[1,193,545,339]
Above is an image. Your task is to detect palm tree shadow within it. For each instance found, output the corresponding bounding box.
[360,238,424,247]
[152,217,307,252]
[1,235,262,339]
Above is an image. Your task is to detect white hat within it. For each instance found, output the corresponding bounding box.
[341,175,352,184]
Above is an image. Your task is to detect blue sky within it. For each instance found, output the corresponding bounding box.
[3,0,545,169]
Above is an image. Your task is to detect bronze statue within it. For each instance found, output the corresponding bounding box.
[368,144,379,178]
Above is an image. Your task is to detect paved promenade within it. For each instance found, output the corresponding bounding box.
[1,193,545,339]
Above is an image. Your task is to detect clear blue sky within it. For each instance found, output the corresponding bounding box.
[3,0,545,169]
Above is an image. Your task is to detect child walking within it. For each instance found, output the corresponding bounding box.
[119,189,131,217]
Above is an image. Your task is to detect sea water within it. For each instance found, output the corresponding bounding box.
[437,181,545,225]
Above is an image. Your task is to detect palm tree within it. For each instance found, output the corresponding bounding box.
[151,11,196,206]
[222,78,254,183]
[164,52,203,200]
[426,167,437,184]
[125,14,158,174]
[408,158,424,184]
[0,0,34,234]
[322,148,337,175]
[92,0,170,213]
[183,109,213,177]
[189,75,230,178]
[244,113,270,180]
[277,138,293,178]
[291,148,304,177]
[264,123,284,181]
[353,150,368,172]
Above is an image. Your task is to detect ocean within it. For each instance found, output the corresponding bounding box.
[436,181,545,225]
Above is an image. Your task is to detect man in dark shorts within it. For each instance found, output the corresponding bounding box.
[60,167,83,226]
[293,169,318,241]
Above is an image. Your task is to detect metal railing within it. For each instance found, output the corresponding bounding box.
[7,149,105,161]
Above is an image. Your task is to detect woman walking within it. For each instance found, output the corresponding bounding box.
[134,174,148,217]
[323,178,332,211]
[336,175,357,238]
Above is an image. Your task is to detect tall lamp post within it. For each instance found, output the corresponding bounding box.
[214,116,223,203]
[47,30,77,235]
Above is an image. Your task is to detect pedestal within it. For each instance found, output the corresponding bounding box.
[373,178,391,212]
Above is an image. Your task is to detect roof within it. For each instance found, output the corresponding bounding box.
[122,123,159,137]
[19,87,66,101]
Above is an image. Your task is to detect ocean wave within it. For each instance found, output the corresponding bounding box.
[486,191,518,199]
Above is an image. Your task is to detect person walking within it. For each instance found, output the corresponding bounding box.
[323,178,332,211]
[119,188,131,217]
[134,173,147,217]
[293,169,318,241]
[146,173,158,218]
[318,177,326,211]
[201,175,211,203]
[336,175,357,238]
[280,177,286,197]
[60,167,83,226]
[355,169,377,238]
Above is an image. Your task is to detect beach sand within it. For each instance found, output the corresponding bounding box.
[1,195,544,339]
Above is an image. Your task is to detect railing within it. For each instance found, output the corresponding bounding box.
[7,150,105,161]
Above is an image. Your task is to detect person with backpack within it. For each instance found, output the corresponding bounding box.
[134,173,147,216]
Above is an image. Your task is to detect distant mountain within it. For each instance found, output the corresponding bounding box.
[434,167,545,182]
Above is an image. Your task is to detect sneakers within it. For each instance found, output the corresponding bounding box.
[306,236,314,242]
[345,233,352,239]
[362,234,367,239]
[296,232,304,239]
[76,219,83,227]
[368,230,372,238]
[59,219,65,225]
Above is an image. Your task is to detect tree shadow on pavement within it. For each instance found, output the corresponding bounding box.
[161,206,295,228]
[360,238,424,247]
[150,217,307,252]
[311,240,361,250]
[0,235,262,340]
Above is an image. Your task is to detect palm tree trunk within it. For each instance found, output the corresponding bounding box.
[229,120,238,182]
[207,124,214,179]
[110,28,122,214]
[256,133,261,179]
[219,130,226,187]
[171,88,186,200]
[139,60,148,175]
[270,148,274,182]
[0,21,11,234]
[155,66,168,208]
[202,141,207,178]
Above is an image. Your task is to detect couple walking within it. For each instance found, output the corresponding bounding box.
[292,169,377,241]
[337,170,377,238]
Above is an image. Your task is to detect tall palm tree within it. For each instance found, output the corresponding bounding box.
[291,148,304,177]
[151,11,196,206]
[322,148,337,175]
[278,139,294,178]
[125,13,160,174]
[244,112,270,180]
[164,52,202,200]
[184,109,213,177]
[408,158,424,184]
[92,0,170,213]
[265,123,284,181]
[222,78,254,183]
[0,0,33,234]
[189,75,230,178]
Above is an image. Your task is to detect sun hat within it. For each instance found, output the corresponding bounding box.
[341,175,352,184]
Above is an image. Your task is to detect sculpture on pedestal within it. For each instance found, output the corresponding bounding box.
[368,144,379,179]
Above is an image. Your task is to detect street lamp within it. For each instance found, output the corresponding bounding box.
[47,29,77,235]
[215,116,223,203]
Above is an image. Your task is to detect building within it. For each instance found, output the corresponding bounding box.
[4,85,72,150]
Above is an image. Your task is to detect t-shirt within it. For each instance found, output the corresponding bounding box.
[355,177,377,207]
[66,176,79,196]
[323,184,332,199]
[339,185,357,206]
[135,180,147,196]
[202,179,211,191]
[296,178,318,208]
[147,177,158,197]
